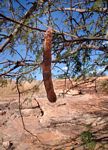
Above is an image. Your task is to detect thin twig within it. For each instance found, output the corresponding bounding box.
[0,2,39,52]
[34,98,44,117]
[0,13,45,32]
[16,76,42,143]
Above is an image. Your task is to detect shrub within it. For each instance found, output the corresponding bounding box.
[97,78,108,94]
[81,131,96,150]
[0,77,7,87]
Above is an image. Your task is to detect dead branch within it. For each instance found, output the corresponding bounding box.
[66,37,108,43]
[0,13,45,32]
[53,7,108,13]
[34,98,44,117]
[16,76,41,143]
[0,2,39,53]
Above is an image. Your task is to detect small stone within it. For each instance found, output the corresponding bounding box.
[74,145,84,150]
[3,141,15,150]
[2,141,10,148]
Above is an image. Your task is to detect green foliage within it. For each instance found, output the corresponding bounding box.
[91,0,103,9]
[0,0,108,80]
[81,131,96,150]
[81,131,93,143]
[85,141,96,150]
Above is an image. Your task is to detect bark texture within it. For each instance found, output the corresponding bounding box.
[42,28,57,103]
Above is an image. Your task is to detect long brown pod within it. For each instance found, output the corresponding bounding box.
[42,27,57,103]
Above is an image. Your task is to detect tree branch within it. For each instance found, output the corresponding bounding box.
[0,13,45,32]
[16,77,41,143]
[0,61,25,77]
[66,37,108,42]
[81,44,108,53]
[54,7,108,13]
[0,2,41,53]
[52,43,108,63]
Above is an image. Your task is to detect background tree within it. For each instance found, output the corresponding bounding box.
[0,0,108,83]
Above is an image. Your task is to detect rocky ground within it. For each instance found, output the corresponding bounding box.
[0,78,108,150]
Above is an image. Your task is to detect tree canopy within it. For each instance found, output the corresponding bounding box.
[0,0,108,81]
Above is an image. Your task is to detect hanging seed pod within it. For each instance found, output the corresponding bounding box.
[42,27,57,103]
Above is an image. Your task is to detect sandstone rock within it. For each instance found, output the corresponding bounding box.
[75,145,84,150]
[9,101,19,109]
[2,141,15,149]
[0,82,108,149]
[0,110,6,115]
[21,98,39,109]
[104,143,108,149]
[94,143,103,150]
[92,117,106,127]
[81,114,96,125]
[0,101,10,110]
[2,141,10,148]
[66,89,81,95]
[21,108,42,117]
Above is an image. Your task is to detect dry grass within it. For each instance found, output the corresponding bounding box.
[0,76,108,99]
[96,78,108,94]
[0,80,41,98]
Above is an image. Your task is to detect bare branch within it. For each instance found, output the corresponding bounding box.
[0,61,25,77]
[66,37,108,42]
[0,65,19,77]
[54,7,108,13]
[0,2,40,53]
[81,44,108,53]
[16,77,41,143]
[52,43,108,64]
[0,13,45,32]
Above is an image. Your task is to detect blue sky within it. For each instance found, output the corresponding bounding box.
[0,0,108,80]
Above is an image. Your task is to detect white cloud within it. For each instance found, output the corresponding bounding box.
[62,66,68,71]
